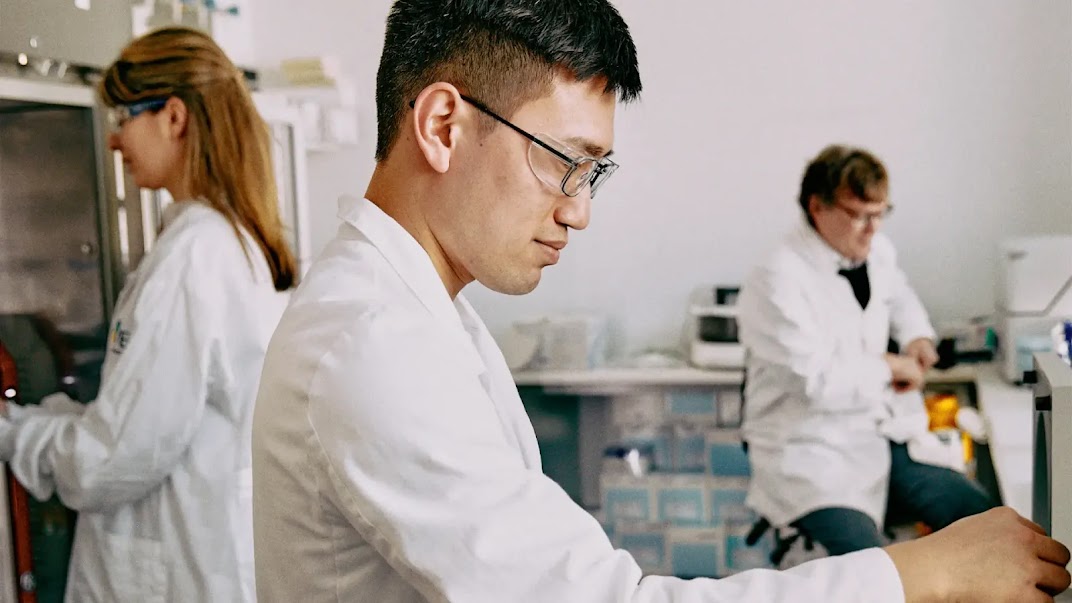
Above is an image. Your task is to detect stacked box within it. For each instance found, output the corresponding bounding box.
[613,393,673,471]
[598,386,772,578]
[655,475,707,527]
[667,526,725,579]
[708,476,755,526]
[666,389,719,423]
[601,474,655,525]
[619,426,673,471]
[670,422,708,473]
[616,522,670,575]
[611,392,666,427]
[707,429,751,477]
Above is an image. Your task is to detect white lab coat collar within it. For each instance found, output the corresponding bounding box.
[793,219,864,271]
[337,196,468,329]
[160,198,205,230]
[337,196,491,380]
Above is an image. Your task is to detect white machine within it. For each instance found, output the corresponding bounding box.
[688,286,745,369]
[996,236,1072,383]
[1031,352,1072,603]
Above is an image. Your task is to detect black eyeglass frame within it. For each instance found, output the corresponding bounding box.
[408,94,618,198]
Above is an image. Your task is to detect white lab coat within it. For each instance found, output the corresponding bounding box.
[252,196,905,603]
[738,220,935,529]
[0,201,287,602]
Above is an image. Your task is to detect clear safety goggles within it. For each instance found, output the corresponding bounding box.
[106,98,168,131]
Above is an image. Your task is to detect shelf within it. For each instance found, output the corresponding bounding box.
[513,364,977,391]
[512,367,744,394]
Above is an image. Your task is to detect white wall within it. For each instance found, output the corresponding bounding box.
[253,1,1072,355]
[252,0,391,257]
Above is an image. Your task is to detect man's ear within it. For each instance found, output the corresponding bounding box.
[807,194,824,221]
[409,83,468,174]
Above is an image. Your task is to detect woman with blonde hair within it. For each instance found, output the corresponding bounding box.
[0,26,294,601]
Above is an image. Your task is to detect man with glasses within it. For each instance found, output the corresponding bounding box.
[252,3,1067,601]
[738,144,997,560]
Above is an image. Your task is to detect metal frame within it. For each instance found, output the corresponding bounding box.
[251,94,314,277]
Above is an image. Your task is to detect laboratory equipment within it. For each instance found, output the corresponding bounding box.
[509,315,609,370]
[688,286,745,369]
[996,236,1072,382]
[1030,353,1072,557]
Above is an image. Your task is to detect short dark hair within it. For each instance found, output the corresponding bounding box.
[374,0,642,161]
[798,144,888,223]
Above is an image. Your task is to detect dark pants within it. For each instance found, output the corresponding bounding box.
[793,442,998,556]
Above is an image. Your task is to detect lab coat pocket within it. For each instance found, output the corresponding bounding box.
[95,532,167,603]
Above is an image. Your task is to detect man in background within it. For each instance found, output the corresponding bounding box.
[739,144,997,556]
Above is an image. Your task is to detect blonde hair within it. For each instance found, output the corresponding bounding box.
[99,26,296,291]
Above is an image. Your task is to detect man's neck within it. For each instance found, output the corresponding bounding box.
[365,163,469,298]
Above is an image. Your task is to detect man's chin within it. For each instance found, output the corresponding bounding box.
[481,272,542,296]
[853,243,873,261]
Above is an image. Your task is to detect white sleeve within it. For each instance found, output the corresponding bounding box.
[307,318,905,603]
[6,256,214,511]
[739,268,892,411]
[887,264,936,349]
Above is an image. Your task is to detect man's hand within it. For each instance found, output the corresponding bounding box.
[887,507,1071,603]
[886,353,925,392]
[904,337,939,372]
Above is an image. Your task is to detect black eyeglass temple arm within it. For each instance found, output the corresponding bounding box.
[410,96,575,165]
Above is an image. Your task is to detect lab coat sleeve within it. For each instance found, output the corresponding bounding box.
[739,267,892,410]
[884,245,936,348]
[307,315,906,603]
[5,254,214,511]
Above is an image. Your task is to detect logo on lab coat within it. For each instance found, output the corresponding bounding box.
[110,321,131,354]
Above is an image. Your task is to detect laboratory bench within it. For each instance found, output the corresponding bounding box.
[514,361,1034,518]
[514,362,1035,577]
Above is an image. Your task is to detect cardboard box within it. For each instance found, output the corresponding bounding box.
[667,388,718,423]
[671,422,708,473]
[708,476,755,526]
[620,426,673,471]
[707,429,751,477]
[611,392,666,427]
[655,475,707,527]
[668,526,725,578]
[616,522,670,574]
[601,474,655,524]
